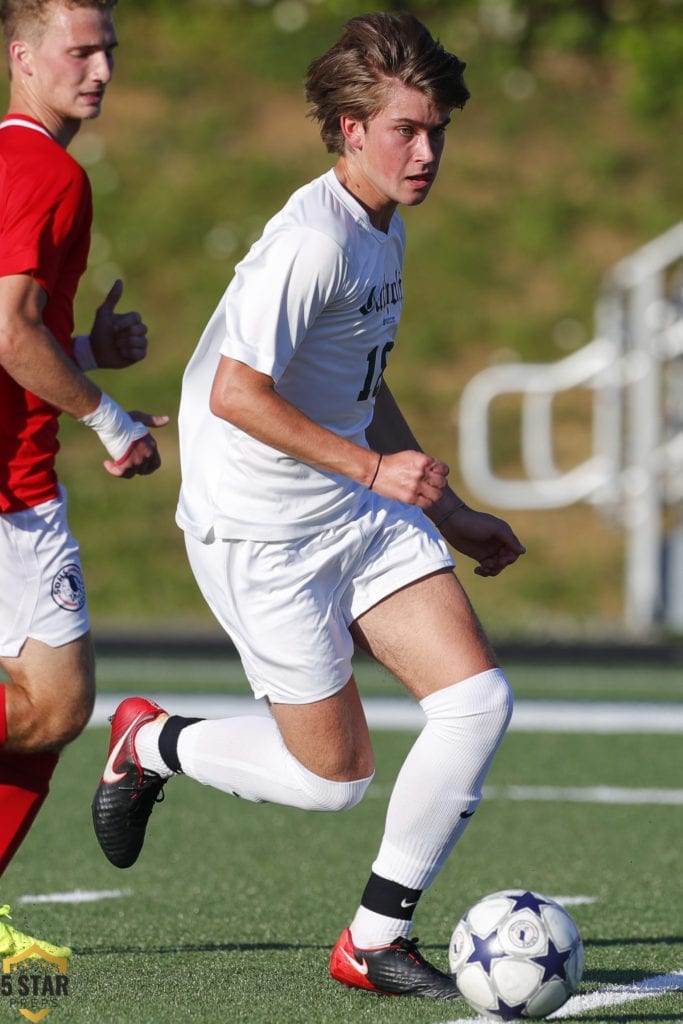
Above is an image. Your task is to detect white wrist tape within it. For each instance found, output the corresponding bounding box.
[79,392,150,463]
[73,334,98,371]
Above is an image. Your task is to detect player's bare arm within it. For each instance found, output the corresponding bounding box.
[367,380,525,574]
[366,379,456,507]
[0,273,166,477]
[436,505,526,577]
[0,273,103,416]
[211,355,445,508]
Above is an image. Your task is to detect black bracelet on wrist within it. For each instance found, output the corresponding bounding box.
[369,453,383,490]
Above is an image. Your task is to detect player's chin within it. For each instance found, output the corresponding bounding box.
[402,192,431,208]
[79,98,105,119]
[403,179,435,205]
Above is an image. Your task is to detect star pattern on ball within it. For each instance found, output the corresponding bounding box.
[466,929,505,974]
[509,890,554,914]
[496,996,529,1020]
[531,936,573,983]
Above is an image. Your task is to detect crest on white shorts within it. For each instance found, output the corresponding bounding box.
[51,563,86,612]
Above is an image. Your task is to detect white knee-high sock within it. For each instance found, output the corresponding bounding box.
[350,668,512,946]
[174,714,372,812]
[375,668,513,887]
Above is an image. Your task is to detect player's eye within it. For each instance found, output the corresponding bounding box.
[70,46,115,60]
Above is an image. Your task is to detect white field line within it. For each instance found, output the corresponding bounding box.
[486,784,683,805]
[18,889,132,904]
[365,782,683,805]
[546,896,597,907]
[509,700,683,734]
[88,694,683,733]
[549,970,683,1018]
[435,970,683,1024]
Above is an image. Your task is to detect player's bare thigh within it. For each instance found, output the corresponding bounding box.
[268,570,493,779]
[351,568,497,700]
[270,674,375,782]
[0,633,95,752]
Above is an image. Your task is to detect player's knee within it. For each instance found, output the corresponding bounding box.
[33,689,94,750]
[51,704,92,748]
[334,771,375,811]
[479,670,514,734]
[423,668,514,742]
[302,769,375,812]
[2,686,89,752]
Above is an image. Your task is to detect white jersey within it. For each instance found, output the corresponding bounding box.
[176,169,406,541]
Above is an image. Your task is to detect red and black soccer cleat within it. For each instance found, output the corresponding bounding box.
[329,927,459,999]
[91,696,168,868]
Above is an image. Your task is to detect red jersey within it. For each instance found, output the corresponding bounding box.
[0,116,92,512]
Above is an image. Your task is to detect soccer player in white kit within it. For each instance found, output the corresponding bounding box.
[93,11,525,999]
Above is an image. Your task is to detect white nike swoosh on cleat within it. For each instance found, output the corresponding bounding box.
[101,714,145,785]
[340,947,369,976]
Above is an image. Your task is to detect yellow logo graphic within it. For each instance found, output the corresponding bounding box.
[2,944,69,1021]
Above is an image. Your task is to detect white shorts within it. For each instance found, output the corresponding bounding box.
[184,493,454,704]
[0,487,90,657]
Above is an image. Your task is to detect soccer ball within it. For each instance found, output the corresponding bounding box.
[449,889,584,1020]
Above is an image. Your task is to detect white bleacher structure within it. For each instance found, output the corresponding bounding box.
[457,222,683,634]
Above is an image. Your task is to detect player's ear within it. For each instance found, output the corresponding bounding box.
[9,40,34,77]
[339,113,365,151]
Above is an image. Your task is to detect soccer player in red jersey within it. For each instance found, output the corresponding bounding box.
[0,0,166,957]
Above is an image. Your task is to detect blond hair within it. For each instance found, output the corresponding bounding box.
[0,0,116,49]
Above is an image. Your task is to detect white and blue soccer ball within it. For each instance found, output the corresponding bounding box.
[449,889,584,1020]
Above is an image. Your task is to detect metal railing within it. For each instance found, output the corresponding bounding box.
[458,222,683,633]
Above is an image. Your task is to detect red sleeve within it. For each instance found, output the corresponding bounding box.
[0,151,91,295]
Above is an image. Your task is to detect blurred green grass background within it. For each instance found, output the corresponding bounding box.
[4,0,681,639]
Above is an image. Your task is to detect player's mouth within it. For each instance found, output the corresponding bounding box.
[406,173,434,190]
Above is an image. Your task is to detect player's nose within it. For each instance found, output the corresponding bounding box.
[91,50,114,83]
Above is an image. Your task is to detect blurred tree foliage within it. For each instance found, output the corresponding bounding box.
[506,0,683,118]
[177,0,683,119]
[476,0,682,119]
[125,0,683,118]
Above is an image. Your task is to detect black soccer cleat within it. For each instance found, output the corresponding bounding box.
[91,696,169,868]
[329,928,460,999]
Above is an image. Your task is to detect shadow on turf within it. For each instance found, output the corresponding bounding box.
[72,940,456,957]
[71,941,336,956]
[581,938,683,990]
[73,937,683,957]
[585,937,683,947]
